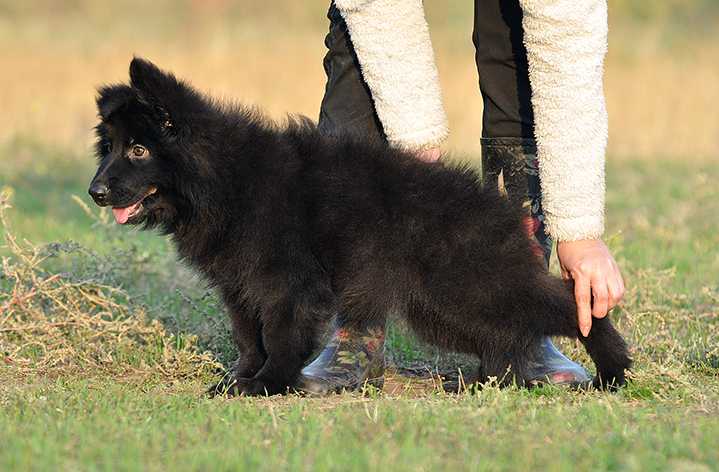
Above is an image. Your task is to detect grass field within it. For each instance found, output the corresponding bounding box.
[1,155,717,470]
[1,1,718,471]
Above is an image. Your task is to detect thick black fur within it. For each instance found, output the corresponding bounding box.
[89,58,631,395]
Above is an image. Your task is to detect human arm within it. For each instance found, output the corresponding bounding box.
[520,0,624,333]
[332,0,448,153]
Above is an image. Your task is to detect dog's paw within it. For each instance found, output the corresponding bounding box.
[233,378,278,396]
[208,376,286,397]
[592,371,627,391]
[206,376,243,397]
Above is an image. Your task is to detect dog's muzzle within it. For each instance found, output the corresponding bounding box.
[88,182,110,206]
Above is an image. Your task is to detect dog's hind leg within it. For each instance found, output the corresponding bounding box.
[403,300,535,390]
[473,338,541,389]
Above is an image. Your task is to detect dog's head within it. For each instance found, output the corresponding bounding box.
[89,57,204,230]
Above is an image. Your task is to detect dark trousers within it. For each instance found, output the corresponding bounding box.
[317,0,551,265]
[318,0,534,140]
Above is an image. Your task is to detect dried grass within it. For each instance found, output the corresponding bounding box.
[0,190,221,382]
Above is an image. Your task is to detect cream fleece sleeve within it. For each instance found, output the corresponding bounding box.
[334,0,449,151]
[338,0,608,240]
[519,0,608,241]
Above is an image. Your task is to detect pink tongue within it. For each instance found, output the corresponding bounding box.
[112,202,141,224]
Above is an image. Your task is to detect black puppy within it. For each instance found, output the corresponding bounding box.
[89,58,631,395]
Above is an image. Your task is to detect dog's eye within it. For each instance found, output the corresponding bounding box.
[130,144,149,159]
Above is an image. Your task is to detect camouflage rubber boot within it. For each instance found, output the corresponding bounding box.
[298,323,386,395]
[482,137,592,388]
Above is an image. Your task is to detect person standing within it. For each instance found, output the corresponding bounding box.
[301,0,625,394]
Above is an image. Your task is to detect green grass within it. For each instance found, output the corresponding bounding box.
[605,159,719,292]
[1,140,718,471]
[1,379,717,472]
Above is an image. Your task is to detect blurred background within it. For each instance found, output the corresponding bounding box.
[1,0,717,159]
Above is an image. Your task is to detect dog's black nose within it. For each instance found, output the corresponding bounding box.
[89,182,110,205]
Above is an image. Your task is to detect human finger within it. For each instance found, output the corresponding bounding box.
[574,274,592,337]
[607,267,624,310]
[613,259,626,300]
[591,276,609,319]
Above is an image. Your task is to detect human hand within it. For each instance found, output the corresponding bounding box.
[557,239,625,337]
[415,146,442,162]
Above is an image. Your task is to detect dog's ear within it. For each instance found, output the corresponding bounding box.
[96,84,136,121]
[129,57,174,98]
[129,57,189,132]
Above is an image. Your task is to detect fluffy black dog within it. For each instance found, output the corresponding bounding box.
[89,58,631,395]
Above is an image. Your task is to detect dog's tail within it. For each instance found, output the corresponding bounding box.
[531,273,632,389]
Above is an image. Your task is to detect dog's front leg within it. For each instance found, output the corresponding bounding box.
[208,302,267,397]
[232,281,337,396]
[230,309,267,378]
